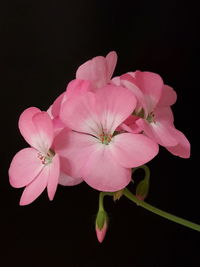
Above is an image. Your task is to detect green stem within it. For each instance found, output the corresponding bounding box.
[133,164,150,181]
[99,192,114,211]
[123,188,200,232]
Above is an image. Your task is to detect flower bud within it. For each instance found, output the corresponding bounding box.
[95,210,108,243]
[136,176,150,201]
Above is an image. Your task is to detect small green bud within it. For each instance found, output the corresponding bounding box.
[136,176,150,201]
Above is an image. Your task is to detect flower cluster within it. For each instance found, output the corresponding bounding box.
[9,51,190,206]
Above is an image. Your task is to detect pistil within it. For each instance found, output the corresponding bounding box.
[99,134,112,145]
[147,112,155,123]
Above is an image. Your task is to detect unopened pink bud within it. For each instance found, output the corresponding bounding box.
[136,176,150,201]
[96,221,108,243]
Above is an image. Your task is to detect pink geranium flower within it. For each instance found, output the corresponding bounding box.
[9,107,82,205]
[54,84,159,192]
[9,107,60,205]
[115,71,190,158]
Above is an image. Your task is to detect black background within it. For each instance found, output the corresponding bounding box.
[0,1,199,266]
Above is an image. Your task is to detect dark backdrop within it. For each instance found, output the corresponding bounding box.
[1,1,199,266]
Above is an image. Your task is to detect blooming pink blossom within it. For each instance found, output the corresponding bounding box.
[54,83,159,192]
[114,71,190,158]
[9,107,60,205]
[9,107,82,205]
[7,51,194,241]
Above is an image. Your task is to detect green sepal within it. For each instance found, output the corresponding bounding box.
[96,210,108,230]
[113,189,124,201]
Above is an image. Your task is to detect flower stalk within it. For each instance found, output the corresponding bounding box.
[134,165,150,201]
[123,187,200,232]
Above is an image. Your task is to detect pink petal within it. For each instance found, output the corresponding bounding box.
[136,119,178,147]
[76,55,108,88]
[47,105,53,118]
[59,156,83,186]
[111,76,121,86]
[65,79,94,99]
[154,107,174,125]
[83,143,131,192]
[157,85,177,107]
[47,154,60,200]
[20,166,49,205]
[117,115,142,134]
[105,51,117,80]
[18,107,41,147]
[32,112,54,153]
[9,148,44,188]
[54,129,99,178]
[51,117,66,137]
[19,108,54,152]
[51,92,65,118]
[118,122,142,134]
[60,90,99,136]
[166,129,190,158]
[76,51,117,88]
[59,173,83,186]
[95,85,137,134]
[110,133,159,168]
[120,73,148,117]
[133,71,163,112]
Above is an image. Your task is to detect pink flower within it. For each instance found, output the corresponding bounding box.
[76,51,117,88]
[115,71,190,158]
[9,107,60,205]
[9,107,82,205]
[54,84,159,192]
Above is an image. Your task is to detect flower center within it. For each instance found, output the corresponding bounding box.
[38,149,55,165]
[99,134,112,145]
[147,112,155,123]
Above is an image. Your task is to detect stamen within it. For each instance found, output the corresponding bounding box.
[37,149,55,165]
